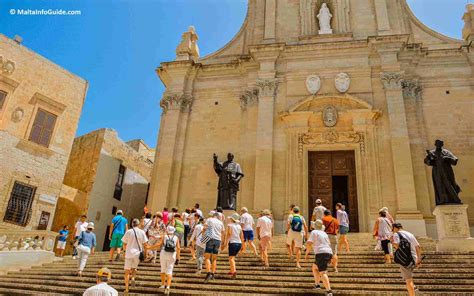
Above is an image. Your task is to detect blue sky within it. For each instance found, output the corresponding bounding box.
[0,0,469,147]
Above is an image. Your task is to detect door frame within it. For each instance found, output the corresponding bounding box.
[302,144,368,232]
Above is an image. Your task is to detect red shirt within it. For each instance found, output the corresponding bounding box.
[322,215,339,235]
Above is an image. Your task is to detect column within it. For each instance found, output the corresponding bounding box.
[253,79,278,210]
[381,72,426,235]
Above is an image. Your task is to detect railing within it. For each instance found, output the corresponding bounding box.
[0,230,57,252]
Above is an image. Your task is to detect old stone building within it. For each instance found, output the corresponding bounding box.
[149,1,474,237]
[52,128,153,250]
[0,34,88,231]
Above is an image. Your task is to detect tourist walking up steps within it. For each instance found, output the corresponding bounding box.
[287,204,296,258]
[336,203,350,253]
[203,211,226,283]
[109,210,128,262]
[305,219,333,296]
[76,222,96,277]
[72,215,88,259]
[223,213,245,278]
[190,216,206,273]
[182,208,191,249]
[322,210,339,272]
[83,267,118,296]
[240,207,258,256]
[145,212,165,263]
[392,223,422,296]
[312,199,327,224]
[147,225,181,295]
[257,209,274,268]
[122,218,148,294]
[373,210,393,264]
[287,206,308,268]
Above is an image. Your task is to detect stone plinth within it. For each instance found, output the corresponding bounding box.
[433,205,474,252]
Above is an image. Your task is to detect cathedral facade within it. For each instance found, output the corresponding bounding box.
[149,0,474,236]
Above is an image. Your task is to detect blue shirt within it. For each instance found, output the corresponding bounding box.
[111,215,128,235]
[58,230,68,242]
[79,231,96,248]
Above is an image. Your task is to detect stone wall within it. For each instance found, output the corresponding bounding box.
[0,34,88,231]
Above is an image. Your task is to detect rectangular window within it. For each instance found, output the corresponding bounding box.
[0,90,6,110]
[3,182,36,226]
[113,165,126,200]
[28,108,57,147]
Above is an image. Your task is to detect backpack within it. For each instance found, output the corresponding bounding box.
[290,215,303,232]
[394,232,415,267]
[164,235,177,253]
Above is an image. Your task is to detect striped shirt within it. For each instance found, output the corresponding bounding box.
[205,217,225,241]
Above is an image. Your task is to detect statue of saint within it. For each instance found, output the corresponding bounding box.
[317,3,333,34]
[213,153,244,210]
[424,140,462,205]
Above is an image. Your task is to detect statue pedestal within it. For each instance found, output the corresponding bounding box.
[433,204,474,252]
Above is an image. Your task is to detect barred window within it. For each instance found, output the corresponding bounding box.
[28,108,57,147]
[0,90,6,110]
[3,182,36,226]
[113,165,126,201]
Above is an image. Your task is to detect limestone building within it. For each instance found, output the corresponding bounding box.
[52,128,153,250]
[149,1,474,236]
[0,34,88,231]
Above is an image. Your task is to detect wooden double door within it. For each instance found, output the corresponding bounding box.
[308,151,359,232]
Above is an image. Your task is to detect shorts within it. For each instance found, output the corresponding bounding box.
[205,238,221,254]
[110,233,124,248]
[57,241,66,250]
[228,243,242,257]
[243,230,254,241]
[160,250,177,275]
[400,265,415,280]
[259,236,271,251]
[381,239,391,255]
[286,230,304,248]
[328,234,338,255]
[315,253,333,272]
[339,225,349,235]
[124,256,140,270]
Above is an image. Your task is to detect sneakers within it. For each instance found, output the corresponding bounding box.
[326,290,333,296]
[204,272,214,283]
[131,277,136,287]
[159,285,166,289]
[164,287,170,295]
[314,284,321,289]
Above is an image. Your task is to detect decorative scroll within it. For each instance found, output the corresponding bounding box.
[381,72,404,90]
[402,79,422,100]
[298,129,365,157]
[240,88,259,110]
[159,93,193,113]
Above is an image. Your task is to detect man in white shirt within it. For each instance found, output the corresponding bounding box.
[202,212,225,283]
[240,207,258,256]
[286,206,308,268]
[305,219,333,296]
[256,209,273,268]
[392,223,422,296]
[122,218,148,293]
[194,203,203,218]
[73,215,88,259]
[83,267,118,296]
[311,199,327,225]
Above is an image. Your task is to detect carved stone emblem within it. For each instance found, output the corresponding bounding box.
[0,56,15,75]
[11,107,24,122]
[335,72,350,93]
[322,105,337,127]
[306,75,321,95]
[298,130,365,157]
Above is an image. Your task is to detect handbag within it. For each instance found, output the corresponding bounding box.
[132,228,145,261]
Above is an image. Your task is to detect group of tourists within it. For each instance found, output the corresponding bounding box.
[63,200,423,296]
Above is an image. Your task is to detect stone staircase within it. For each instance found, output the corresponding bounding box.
[1,233,474,295]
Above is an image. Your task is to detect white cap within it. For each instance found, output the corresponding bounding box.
[166,226,175,234]
[316,199,322,204]
[87,222,95,229]
[117,210,123,214]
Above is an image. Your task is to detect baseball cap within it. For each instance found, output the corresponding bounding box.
[87,222,94,229]
[97,267,112,279]
[316,199,322,204]
[117,210,123,214]
[166,225,176,234]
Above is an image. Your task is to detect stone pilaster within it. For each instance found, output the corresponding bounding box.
[253,79,278,210]
[381,72,425,234]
